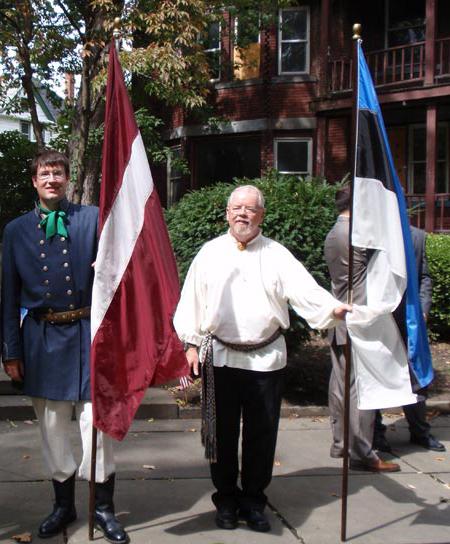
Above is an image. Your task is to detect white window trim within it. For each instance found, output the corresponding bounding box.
[204,22,221,82]
[407,123,449,194]
[278,6,310,75]
[274,137,312,175]
[20,120,31,140]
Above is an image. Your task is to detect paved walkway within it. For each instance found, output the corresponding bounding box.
[0,414,449,543]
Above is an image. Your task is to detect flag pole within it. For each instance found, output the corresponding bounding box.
[341,22,361,543]
[88,17,122,541]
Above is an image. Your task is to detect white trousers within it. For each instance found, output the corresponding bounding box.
[32,398,115,483]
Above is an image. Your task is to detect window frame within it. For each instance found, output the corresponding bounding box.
[407,123,449,194]
[273,137,312,175]
[278,6,310,75]
[20,120,31,140]
[167,145,184,207]
[203,21,222,82]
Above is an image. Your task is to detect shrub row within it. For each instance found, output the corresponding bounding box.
[165,172,342,347]
[427,233,450,340]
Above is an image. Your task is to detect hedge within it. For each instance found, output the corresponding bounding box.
[165,172,342,347]
[427,233,450,339]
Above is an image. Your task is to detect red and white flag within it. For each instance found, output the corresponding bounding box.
[90,42,189,441]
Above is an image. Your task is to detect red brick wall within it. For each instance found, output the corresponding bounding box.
[325,116,351,182]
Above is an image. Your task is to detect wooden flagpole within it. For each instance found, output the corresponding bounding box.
[88,17,122,541]
[341,22,361,542]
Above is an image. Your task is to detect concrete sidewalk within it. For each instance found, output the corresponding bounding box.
[0,415,449,544]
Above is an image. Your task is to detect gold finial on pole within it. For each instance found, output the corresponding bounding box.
[113,17,121,39]
[353,23,362,40]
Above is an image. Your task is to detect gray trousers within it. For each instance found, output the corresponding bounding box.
[328,342,378,463]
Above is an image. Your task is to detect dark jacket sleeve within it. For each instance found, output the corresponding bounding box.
[419,233,432,316]
[1,224,23,361]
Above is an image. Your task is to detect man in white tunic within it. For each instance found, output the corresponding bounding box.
[174,185,351,533]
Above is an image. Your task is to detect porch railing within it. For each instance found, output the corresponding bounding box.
[329,41,426,92]
[406,193,450,233]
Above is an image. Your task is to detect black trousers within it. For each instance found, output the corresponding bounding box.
[374,395,430,442]
[210,365,285,511]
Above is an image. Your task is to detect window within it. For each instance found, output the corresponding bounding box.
[386,0,425,47]
[195,138,260,187]
[20,121,31,140]
[278,7,309,75]
[234,16,260,80]
[274,138,312,175]
[202,22,221,81]
[408,125,448,194]
[167,146,188,206]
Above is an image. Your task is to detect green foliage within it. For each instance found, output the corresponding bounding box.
[166,171,342,346]
[0,131,37,233]
[427,234,450,339]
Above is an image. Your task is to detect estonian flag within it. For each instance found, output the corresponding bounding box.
[346,41,433,409]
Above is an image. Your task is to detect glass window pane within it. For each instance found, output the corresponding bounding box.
[436,161,448,193]
[413,163,426,193]
[171,180,189,204]
[388,0,424,29]
[281,42,306,72]
[412,127,426,161]
[206,50,221,79]
[281,10,306,41]
[205,22,220,50]
[437,127,447,161]
[277,141,309,173]
[195,139,260,187]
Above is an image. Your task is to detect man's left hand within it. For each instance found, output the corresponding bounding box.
[333,304,352,320]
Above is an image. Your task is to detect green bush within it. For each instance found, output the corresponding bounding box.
[427,233,450,339]
[166,171,342,347]
[0,131,37,234]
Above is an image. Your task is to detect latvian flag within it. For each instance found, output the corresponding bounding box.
[346,41,433,409]
[90,42,189,440]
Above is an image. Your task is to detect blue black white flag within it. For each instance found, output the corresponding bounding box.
[346,41,433,409]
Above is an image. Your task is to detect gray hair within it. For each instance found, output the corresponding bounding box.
[227,185,265,208]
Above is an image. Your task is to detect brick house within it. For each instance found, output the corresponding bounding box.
[158,0,450,233]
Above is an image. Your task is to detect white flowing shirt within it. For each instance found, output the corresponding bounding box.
[174,232,341,372]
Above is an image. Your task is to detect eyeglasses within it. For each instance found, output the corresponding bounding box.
[37,169,66,181]
[228,205,261,215]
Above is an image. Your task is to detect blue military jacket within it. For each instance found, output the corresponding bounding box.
[1,199,98,401]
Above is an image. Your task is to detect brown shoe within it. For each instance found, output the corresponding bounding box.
[350,459,401,472]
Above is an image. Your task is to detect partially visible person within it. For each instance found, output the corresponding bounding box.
[1,150,129,542]
[324,186,400,472]
[174,185,352,532]
[373,225,445,454]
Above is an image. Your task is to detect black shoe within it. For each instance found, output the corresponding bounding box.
[410,434,446,452]
[38,505,77,538]
[38,474,77,538]
[95,474,129,544]
[95,509,129,543]
[373,435,392,453]
[215,506,238,530]
[239,509,271,532]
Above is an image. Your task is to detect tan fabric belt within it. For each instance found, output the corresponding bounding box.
[35,306,91,324]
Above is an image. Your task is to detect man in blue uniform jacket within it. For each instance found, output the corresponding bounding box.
[1,150,129,543]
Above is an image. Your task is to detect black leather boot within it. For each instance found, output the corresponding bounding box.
[38,473,77,538]
[95,474,129,544]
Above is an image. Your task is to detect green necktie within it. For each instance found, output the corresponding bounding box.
[39,205,69,240]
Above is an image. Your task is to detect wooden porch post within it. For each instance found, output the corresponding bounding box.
[425,0,436,85]
[319,0,331,96]
[425,104,437,232]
